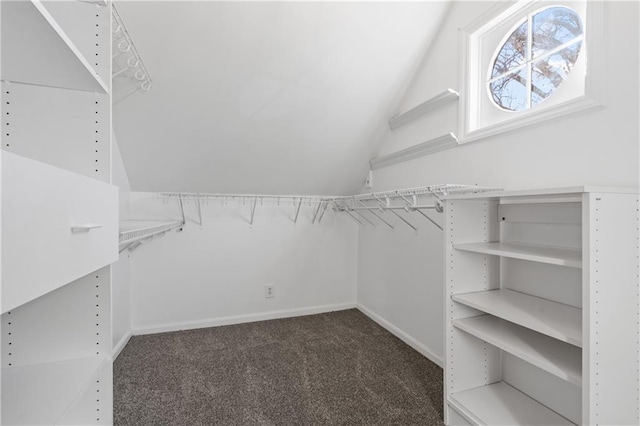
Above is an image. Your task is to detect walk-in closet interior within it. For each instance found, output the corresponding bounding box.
[1,0,639,425]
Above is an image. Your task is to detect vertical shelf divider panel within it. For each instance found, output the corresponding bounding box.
[443,187,640,426]
[444,199,500,424]
[582,192,640,425]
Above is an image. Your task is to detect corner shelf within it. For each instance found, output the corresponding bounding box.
[1,0,109,93]
[449,382,575,426]
[453,315,582,385]
[1,355,108,425]
[453,242,582,268]
[452,289,582,347]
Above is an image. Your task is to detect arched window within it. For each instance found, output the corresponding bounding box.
[458,0,602,143]
[489,7,583,112]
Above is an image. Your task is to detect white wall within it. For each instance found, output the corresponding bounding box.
[113,1,450,196]
[357,217,444,366]
[128,193,358,334]
[358,1,639,364]
[111,136,132,356]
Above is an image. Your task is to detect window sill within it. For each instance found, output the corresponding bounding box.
[459,94,603,145]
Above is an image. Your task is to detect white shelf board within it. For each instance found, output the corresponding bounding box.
[388,89,459,130]
[119,219,183,245]
[370,133,459,170]
[453,315,582,385]
[449,382,575,425]
[443,186,638,201]
[452,289,582,347]
[1,0,108,93]
[453,242,582,268]
[2,355,108,425]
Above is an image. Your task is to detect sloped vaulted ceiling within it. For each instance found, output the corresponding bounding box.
[113,1,450,195]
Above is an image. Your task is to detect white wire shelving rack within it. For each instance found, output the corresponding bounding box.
[112,5,152,104]
[119,219,183,254]
[120,185,497,254]
[159,184,500,231]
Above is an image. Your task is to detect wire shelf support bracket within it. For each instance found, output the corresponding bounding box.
[112,5,152,104]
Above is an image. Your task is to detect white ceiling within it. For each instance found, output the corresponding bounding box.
[113,1,449,195]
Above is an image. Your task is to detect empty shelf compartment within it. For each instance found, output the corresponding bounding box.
[449,382,575,425]
[452,289,582,347]
[453,315,581,385]
[2,355,108,425]
[453,242,581,268]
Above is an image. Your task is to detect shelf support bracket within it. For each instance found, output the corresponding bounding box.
[415,209,443,230]
[196,196,203,226]
[126,241,143,254]
[178,196,186,226]
[348,200,375,227]
[249,197,258,226]
[357,200,394,229]
[389,209,418,232]
[119,242,135,254]
[311,201,323,224]
[341,208,364,226]
[317,201,330,224]
[293,198,303,223]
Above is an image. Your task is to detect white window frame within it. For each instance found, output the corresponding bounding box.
[458,0,604,144]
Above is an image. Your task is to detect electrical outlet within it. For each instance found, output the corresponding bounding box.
[265,284,275,299]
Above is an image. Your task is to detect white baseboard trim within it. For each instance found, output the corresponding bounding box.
[112,330,133,360]
[132,302,357,336]
[356,303,443,368]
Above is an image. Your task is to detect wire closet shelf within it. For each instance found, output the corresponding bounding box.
[159,184,500,231]
[112,4,152,104]
[119,220,184,254]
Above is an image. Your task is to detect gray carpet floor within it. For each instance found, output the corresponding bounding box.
[114,309,444,426]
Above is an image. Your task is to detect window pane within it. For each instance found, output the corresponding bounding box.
[491,21,528,78]
[531,41,582,106]
[532,7,582,58]
[489,69,528,111]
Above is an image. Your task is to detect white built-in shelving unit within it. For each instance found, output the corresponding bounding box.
[444,187,640,426]
[1,1,116,424]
